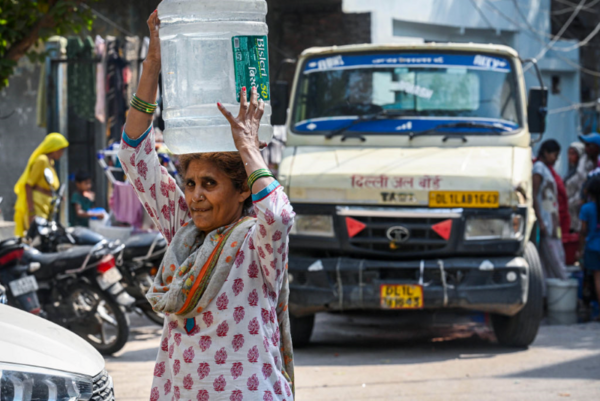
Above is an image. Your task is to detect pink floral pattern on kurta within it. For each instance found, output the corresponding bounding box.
[119,128,294,401]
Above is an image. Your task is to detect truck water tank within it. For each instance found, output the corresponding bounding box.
[157,0,272,154]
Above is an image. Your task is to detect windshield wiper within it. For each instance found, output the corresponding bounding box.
[408,122,513,140]
[324,110,404,140]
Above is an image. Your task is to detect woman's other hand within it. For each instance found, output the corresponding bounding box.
[217,86,268,152]
[146,10,161,66]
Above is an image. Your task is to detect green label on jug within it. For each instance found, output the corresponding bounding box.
[232,36,270,102]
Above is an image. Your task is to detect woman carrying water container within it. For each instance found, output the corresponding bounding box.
[119,11,295,401]
[577,176,600,321]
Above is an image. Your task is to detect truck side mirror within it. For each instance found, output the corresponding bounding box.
[527,87,548,135]
[271,81,289,126]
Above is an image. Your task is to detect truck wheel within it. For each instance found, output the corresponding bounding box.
[290,314,315,348]
[492,242,543,348]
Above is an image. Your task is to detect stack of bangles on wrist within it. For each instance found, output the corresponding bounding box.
[130,94,158,114]
[248,168,274,190]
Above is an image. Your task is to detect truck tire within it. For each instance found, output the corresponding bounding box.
[290,314,315,348]
[491,242,543,348]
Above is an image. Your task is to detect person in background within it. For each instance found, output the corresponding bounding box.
[70,171,105,227]
[580,133,600,173]
[577,175,600,319]
[548,161,571,241]
[579,133,600,188]
[565,142,586,232]
[533,139,568,281]
[572,134,600,222]
[13,133,69,236]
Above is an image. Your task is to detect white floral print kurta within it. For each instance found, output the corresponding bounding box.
[118,127,295,401]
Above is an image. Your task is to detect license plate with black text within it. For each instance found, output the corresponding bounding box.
[380,284,424,309]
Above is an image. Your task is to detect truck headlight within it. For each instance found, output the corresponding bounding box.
[465,214,524,241]
[0,362,93,401]
[290,215,335,237]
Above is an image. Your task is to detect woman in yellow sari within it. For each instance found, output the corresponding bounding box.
[13,133,69,236]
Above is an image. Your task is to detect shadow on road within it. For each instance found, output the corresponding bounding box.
[293,311,523,368]
[105,314,163,363]
[503,353,600,380]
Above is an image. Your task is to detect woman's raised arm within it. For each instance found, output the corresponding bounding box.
[124,11,161,140]
[218,87,295,293]
[118,11,190,243]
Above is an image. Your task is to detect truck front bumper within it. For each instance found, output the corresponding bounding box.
[288,256,529,317]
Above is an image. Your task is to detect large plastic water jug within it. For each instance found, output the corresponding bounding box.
[157,0,272,154]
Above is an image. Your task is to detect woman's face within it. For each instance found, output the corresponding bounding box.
[183,159,250,233]
[47,148,65,160]
[544,151,559,166]
[568,147,580,166]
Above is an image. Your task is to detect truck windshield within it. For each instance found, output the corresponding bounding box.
[292,52,521,135]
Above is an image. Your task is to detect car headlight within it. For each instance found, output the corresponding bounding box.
[0,362,93,401]
[465,214,524,241]
[290,215,335,237]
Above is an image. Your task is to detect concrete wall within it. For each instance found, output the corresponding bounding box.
[0,0,161,223]
[0,59,47,221]
[267,0,371,85]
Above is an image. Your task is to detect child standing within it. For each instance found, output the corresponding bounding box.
[578,175,600,319]
[70,171,105,227]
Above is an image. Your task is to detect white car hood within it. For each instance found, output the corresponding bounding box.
[0,304,105,377]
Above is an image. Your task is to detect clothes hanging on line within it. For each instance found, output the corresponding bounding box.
[109,180,145,229]
[123,36,141,103]
[37,36,68,128]
[66,36,96,122]
[105,36,127,142]
[95,35,107,123]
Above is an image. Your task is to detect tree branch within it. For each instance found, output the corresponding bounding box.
[4,0,60,63]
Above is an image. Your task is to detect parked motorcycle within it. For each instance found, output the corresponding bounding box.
[0,235,131,355]
[64,226,168,325]
[32,167,168,325]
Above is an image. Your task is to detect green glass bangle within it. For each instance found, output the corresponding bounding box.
[131,97,157,111]
[248,168,271,184]
[248,169,274,189]
[130,101,156,114]
[132,93,157,108]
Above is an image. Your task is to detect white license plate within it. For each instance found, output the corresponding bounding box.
[97,267,123,290]
[9,276,39,297]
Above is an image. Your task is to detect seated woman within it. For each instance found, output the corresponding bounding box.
[119,11,295,401]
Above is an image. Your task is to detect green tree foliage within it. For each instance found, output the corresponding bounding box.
[0,0,96,89]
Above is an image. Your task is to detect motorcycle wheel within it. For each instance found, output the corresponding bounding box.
[140,302,165,326]
[135,270,165,326]
[69,284,130,355]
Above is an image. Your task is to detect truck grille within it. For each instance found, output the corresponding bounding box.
[91,370,115,401]
[345,215,450,255]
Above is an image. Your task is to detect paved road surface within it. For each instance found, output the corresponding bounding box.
[106,312,600,400]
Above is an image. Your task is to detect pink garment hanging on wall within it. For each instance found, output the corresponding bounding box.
[94,35,106,123]
[110,180,144,228]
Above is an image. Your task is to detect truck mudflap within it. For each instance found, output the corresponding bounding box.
[288,256,529,317]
